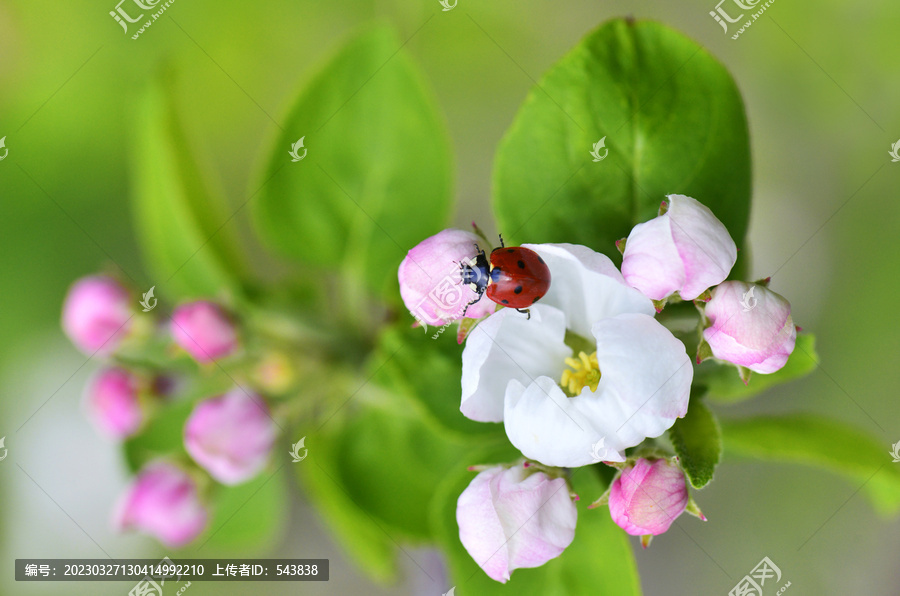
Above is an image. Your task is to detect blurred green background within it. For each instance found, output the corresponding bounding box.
[1,0,898,594]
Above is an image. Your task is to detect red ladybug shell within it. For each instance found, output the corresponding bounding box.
[486,247,551,309]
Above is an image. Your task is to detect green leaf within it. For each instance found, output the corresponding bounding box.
[296,386,475,582]
[297,436,399,583]
[669,398,721,488]
[253,26,453,302]
[371,323,507,438]
[493,18,751,255]
[200,466,288,554]
[721,415,900,515]
[701,334,818,403]
[431,461,641,595]
[132,78,246,299]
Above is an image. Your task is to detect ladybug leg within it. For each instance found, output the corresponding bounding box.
[515,308,531,320]
[462,294,483,317]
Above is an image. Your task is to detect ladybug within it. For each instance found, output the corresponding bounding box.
[461,235,551,319]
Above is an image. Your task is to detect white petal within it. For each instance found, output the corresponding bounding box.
[523,243,654,338]
[504,377,628,467]
[593,313,692,421]
[461,305,570,422]
[503,314,692,468]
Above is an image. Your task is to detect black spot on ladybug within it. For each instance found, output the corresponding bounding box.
[537,256,545,264]
[532,296,540,303]
[507,249,515,253]
[517,260,526,269]
[514,285,523,294]
[501,299,509,304]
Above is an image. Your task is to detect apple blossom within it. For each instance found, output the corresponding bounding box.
[621,195,737,302]
[184,389,277,485]
[84,367,145,439]
[62,275,134,354]
[114,462,208,547]
[457,463,576,583]
[399,228,496,327]
[461,244,693,467]
[170,301,239,363]
[702,281,797,374]
[607,458,689,539]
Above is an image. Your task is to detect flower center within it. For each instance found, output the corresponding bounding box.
[561,351,601,396]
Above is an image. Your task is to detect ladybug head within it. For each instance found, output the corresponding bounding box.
[460,249,490,295]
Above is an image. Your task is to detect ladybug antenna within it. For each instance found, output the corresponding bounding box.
[498,233,505,248]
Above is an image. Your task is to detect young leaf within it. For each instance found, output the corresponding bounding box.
[700,334,818,403]
[253,26,453,302]
[132,79,246,299]
[669,398,722,488]
[493,19,751,255]
[721,415,900,515]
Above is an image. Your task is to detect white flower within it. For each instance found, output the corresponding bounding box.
[460,244,693,467]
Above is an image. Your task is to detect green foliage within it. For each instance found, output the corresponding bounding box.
[131,79,246,299]
[372,323,506,437]
[669,398,722,489]
[253,26,453,302]
[201,467,289,554]
[431,460,641,595]
[295,383,485,582]
[493,19,751,254]
[721,415,900,515]
[701,335,818,403]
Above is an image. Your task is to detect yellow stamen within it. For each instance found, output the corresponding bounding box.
[560,351,601,395]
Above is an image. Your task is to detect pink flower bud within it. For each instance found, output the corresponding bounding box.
[62,276,133,354]
[702,281,796,374]
[84,367,145,439]
[114,462,208,547]
[608,458,688,537]
[170,301,238,363]
[399,229,495,327]
[184,389,277,485]
[621,195,737,301]
[456,464,577,583]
